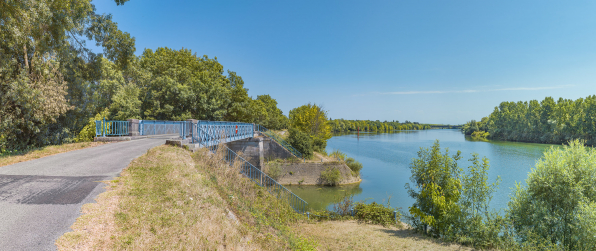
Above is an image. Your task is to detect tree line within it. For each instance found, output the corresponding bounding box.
[0,0,288,152]
[329,119,431,133]
[462,95,596,145]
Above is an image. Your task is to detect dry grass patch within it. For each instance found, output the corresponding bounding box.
[0,141,107,167]
[295,220,473,251]
[58,145,314,250]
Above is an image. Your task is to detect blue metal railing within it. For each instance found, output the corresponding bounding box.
[95,119,129,137]
[203,142,308,214]
[140,120,188,139]
[190,121,254,147]
[255,125,303,159]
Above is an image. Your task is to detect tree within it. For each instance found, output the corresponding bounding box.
[289,103,331,152]
[255,95,288,130]
[138,47,231,121]
[406,140,463,236]
[286,128,313,158]
[0,0,135,149]
[508,139,596,250]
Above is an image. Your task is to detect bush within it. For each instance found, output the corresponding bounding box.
[405,140,463,236]
[330,149,346,161]
[265,163,282,180]
[406,140,503,249]
[287,128,313,159]
[345,157,363,175]
[312,137,327,153]
[320,167,341,186]
[354,201,400,227]
[508,139,596,250]
[76,109,110,142]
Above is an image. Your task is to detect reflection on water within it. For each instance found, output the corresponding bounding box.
[287,183,362,211]
[288,129,558,213]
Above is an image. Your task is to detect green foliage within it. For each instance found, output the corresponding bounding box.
[471,130,490,139]
[287,128,313,159]
[345,157,363,175]
[289,103,331,151]
[405,140,463,236]
[109,82,142,120]
[320,167,341,186]
[406,140,505,249]
[446,154,504,249]
[255,94,289,130]
[508,139,596,250]
[354,201,400,227]
[329,119,432,132]
[76,109,110,142]
[471,95,596,145]
[330,149,347,161]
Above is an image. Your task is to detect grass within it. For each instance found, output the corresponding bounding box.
[294,221,473,251]
[57,145,315,250]
[0,141,108,167]
[57,144,471,250]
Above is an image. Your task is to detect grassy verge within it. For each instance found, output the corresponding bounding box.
[57,144,470,250]
[57,145,315,250]
[294,221,472,251]
[0,142,108,167]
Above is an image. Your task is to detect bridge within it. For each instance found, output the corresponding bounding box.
[95,118,308,213]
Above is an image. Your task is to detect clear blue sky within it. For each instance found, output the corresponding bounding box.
[93,0,596,125]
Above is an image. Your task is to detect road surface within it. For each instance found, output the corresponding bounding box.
[0,136,173,250]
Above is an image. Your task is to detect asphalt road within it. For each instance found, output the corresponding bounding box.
[0,136,174,251]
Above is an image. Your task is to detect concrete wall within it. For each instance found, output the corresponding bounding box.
[263,138,295,160]
[225,136,297,169]
[225,138,262,168]
[267,162,361,185]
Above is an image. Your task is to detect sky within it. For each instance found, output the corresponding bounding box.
[93,0,596,124]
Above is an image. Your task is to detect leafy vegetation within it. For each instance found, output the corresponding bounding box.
[405,140,506,249]
[287,128,313,158]
[329,119,432,132]
[345,157,363,175]
[289,103,332,153]
[464,95,596,145]
[508,139,596,250]
[354,201,401,227]
[320,167,342,185]
[0,0,290,151]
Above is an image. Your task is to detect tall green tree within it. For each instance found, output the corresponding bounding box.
[0,0,135,150]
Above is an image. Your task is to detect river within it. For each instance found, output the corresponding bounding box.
[287,129,558,213]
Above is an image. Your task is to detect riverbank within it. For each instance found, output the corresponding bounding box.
[57,144,468,250]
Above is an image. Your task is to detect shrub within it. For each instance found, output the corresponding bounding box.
[287,128,313,158]
[345,157,363,175]
[76,108,111,142]
[405,140,463,236]
[508,139,596,250]
[320,167,341,186]
[265,163,282,180]
[354,200,400,227]
[330,149,346,161]
[312,137,327,153]
[406,140,503,249]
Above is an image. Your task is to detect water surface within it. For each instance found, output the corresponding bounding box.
[288,129,557,213]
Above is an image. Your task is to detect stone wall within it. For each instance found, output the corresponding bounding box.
[265,162,361,185]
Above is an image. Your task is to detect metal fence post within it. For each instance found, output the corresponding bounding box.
[102,117,106,137]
